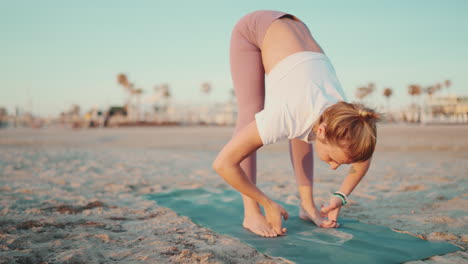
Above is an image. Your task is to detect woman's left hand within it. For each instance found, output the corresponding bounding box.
[320,196,342,228]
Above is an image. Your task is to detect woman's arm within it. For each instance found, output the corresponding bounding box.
[338,158,371,196]
[212,120,289,234]
[212,120,269,205]
[320,158,372,224]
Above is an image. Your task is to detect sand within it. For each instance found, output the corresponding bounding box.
[0,124,467,263]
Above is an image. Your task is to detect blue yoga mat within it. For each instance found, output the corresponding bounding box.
[146,189,459,264]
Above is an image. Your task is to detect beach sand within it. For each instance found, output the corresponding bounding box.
[0,125,467,263]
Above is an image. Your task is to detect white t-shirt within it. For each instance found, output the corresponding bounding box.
[255,51,347,145]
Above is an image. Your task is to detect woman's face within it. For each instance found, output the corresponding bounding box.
[313,123,352,170]
[314,139,351,170]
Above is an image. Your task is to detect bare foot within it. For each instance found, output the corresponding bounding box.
[299,206,325,226]
[300,206,340,228]
[243,212,279,238]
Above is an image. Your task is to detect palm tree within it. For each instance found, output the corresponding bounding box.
[133,88,144,121]
[160,84,170,97]
[383,88,393,113]
[435,83,442,93]
[117,73,129,87]
[444,79,452,94]
[117,73,147,122]
[117,73,134,110]
[355,87,365,100]
[201,82,212,95]
[152,84,171,122]
[160,84,171,114]
[117,73,131,101]
[408,84,422,104]
[200,82,212,124]
[127,82,137,121]
[424,86,436,97]
[408,84,422,122]
[355,86,372,102]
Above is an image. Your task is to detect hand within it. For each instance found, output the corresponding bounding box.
[320,196,342,228]
[264,200,289,235]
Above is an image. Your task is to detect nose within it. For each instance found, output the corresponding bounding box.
[330,163,340,170]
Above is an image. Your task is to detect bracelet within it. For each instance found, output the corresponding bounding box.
[333,191,349,206]
[332,194,346,206]
[335,191,349,204]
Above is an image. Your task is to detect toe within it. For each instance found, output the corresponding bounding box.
[269,229,277,237]
[266,228,275,237]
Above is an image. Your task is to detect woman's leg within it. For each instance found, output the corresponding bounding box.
[289,139,325,225]
[230,10,289,237]
[231,18,264,229]
[289,139,314,187]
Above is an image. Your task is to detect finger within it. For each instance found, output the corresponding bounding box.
[282,227,287,234]
[274,228,284,236]
[320,205,333,214]
[325,203,340,213]
[327,213,337,222]
[272,221,285,235]
[328,211,338,222]
[278,226,286,235]
[320,207,328,217]
[322,203,337,211]
[331,220,338,228]
[328,208,341,222]
[282,209,289,220]
[320,204,327,213]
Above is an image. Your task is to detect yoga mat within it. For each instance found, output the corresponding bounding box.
[146,189,459,264]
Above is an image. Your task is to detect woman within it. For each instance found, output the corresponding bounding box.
[213,10,380,237]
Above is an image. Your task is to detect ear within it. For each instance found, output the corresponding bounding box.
[316,123,327,140]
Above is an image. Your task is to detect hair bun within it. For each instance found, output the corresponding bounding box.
[358,108,381,121]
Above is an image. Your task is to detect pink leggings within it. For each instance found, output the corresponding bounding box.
[230,10,314,188]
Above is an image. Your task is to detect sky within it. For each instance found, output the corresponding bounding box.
[1,0,467,117]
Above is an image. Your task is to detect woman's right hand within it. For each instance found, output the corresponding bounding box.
[264,200,289,235]
[320,196,343,228]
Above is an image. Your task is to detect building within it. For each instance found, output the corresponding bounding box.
[421,95,468,124]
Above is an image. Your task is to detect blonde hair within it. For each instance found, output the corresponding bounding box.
[313,102,381,162]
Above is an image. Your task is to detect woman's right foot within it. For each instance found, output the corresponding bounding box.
[300,206,339,228]
[242,212,278,237]
[299,206,325,226]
